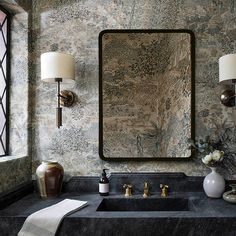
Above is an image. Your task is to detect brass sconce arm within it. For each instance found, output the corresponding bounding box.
[55,78,62,128]
[55,78,75,128]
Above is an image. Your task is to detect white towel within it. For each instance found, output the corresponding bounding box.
[18,199,88,236]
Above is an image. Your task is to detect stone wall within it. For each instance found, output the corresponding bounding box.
[1,0,236,189]
[29,0,236,179]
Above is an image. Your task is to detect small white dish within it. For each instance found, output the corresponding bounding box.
[223,184,236,204]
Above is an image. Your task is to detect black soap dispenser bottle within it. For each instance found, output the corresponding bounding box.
[99,169,109,196]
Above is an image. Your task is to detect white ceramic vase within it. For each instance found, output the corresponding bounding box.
[203,167,225,198]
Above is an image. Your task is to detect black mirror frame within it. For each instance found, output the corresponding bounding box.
[99,29,195,161]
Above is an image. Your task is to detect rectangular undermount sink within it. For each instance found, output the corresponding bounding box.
[96,198,190,212]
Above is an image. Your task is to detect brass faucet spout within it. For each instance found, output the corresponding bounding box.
[143,182,150,198]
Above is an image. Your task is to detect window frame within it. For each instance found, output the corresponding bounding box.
[0,5,10,157]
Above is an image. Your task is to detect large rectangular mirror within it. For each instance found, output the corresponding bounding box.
[99,29,195,160]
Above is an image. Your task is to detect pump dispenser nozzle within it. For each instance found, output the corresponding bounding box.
[102,169,109,177]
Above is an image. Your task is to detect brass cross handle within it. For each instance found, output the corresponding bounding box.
[123,184,132,197]
[160,184,169,197]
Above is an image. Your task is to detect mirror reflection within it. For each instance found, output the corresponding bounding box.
[99,30,194,159]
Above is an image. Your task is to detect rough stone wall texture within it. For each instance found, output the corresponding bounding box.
[0,155,31,193]
[25,0,236,179]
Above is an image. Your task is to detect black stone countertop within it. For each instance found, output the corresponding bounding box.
[1,192,236,235]
[1,173,236,236]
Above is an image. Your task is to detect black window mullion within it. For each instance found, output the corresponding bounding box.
[0,6,10,157]
[1,15,6,28]
[0,57,7,82]
[0,97,6,117]
[0,16,7,46]
[0,135,6,154]
[0,122,6,137]
[0,26,6,47]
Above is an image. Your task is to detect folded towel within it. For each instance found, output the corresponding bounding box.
[18,199,88,236]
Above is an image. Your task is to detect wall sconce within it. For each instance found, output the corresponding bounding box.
[219,53,236,107]
[41,52,75,128]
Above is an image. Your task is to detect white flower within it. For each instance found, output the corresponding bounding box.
[202,153,213,165]
[212,150,224,161]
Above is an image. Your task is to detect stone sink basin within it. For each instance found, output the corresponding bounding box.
[96,197,190,212]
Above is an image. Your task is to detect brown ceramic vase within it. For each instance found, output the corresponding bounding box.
[36,161,64,198]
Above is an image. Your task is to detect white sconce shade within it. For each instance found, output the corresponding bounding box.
[41,52,75,83]
[219,53,236,84]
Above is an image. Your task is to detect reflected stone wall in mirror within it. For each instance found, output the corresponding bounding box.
[99,30,195,160]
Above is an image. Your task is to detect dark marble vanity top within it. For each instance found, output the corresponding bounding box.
[1,191,236,218]
[1,173,236,236]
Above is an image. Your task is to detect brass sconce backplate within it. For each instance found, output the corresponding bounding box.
[60,90,75,107]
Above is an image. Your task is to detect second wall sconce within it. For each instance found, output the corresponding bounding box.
[219,53,236,107]
[41,52,75,128]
